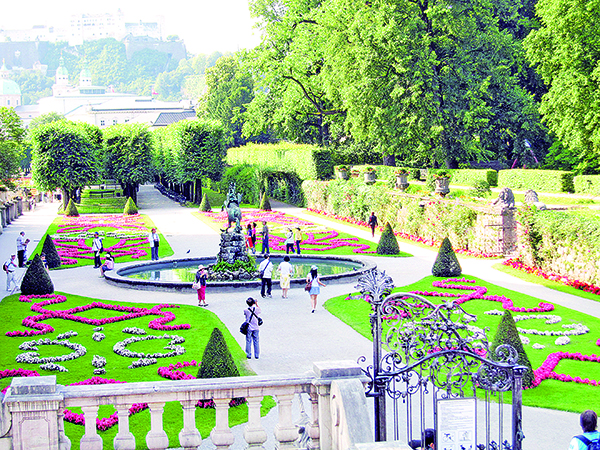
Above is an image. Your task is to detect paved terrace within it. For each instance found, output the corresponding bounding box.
[1,184,598,449]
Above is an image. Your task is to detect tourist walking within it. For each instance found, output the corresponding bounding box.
[92,232,103,268]
[258,254,273,298]
[99,253,114,277]
[277,255,294,298]
[4,254,18,291]
[148,228,160,261]
[251,222,258,251]
[306,265,326,313]
[294,227,303,254]
[261,221,270,254]
[568,410,600,450]
[368,212,378,237]
[243,298,261,359]
[246,223,255,254]
[195,265,208,306]
[285,228,295,254]
[16,231,26,267]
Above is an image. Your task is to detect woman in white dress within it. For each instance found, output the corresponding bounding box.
[277,255,294,298]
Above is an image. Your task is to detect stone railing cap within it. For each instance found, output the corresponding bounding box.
[313,361,363,378]
[8,375,57,396]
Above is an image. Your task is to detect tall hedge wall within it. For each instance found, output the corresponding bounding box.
[574,175,600,195]
[227,143,334,180]
[450,169,498,187]
[497,169,574,193]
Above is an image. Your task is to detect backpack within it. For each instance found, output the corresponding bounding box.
[576,435,600,450]
[2,262,7,272]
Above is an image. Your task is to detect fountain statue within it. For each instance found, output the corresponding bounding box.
[218,183,251,267]
[223,182,243,233]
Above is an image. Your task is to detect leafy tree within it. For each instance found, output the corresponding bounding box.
[82,38,128,87]
[524,0,600,173]
[10,70,53,105]
[30,121,98,207]
[0,107,25,187]
[28,112,65,131]
[102,124,154,204]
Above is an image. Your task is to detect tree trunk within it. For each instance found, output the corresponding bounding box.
[194,179,203,204]
[383,154,396,166]
[61,188,70,210]
[445,158,458,169]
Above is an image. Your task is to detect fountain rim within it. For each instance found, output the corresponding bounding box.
[104,254,376,293]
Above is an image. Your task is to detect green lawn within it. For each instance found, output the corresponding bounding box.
[325,274,600,413]
[0,292,273,449]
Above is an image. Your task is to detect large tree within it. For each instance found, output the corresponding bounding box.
[0,107,25,187]
[30,121,98,207]
[102,124,154,204]
[524,0,600,173]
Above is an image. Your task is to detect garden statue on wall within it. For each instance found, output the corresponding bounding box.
[492,187,515,211]
[523,189,547,210]
[222,183,243,233]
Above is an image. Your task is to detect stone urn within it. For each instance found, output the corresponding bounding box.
[434,177,450,196]
[364,171,377,184]
[337,170,350,180]
[395,174,409,191]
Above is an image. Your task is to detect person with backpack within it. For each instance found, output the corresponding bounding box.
[4,254,18,292]
[243,298,262,359]
[569,410,600,450]
[258,254,273,298]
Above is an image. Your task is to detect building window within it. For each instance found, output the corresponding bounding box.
[124,119,129,123]
[100,119,105,126]
[112,119,118,125]
[6,100,9,106]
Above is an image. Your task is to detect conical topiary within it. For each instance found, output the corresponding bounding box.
[259,192,271,211]
[64,199,79,217]
[432,237,462,276]
[197,328,240,379]
[199,193,212,212]
[377,222,400,255]
[123,197,138,215]
[20,254,54,295]
[490,310,534,388]
[41,235,61,269]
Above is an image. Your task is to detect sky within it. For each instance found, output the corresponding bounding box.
[0,0,263,55]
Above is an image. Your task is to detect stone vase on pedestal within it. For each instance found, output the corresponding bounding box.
[364,172,376,185]
[434,177,450,196]
[395,174,409,191]
[337,170,349,180]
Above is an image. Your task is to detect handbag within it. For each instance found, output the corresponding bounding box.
[192,281,200,290]
[240,321,249,335]
[305,277,312,292]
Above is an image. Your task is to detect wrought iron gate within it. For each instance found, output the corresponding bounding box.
[356,270,525,450]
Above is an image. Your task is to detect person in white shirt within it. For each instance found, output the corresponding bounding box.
[306,265,326,313]
[277,255,294,298]
[148,228,160,261]
[284,228,295,254]
[16,232,26,267]
[4,255,18,291]
[258,254,273,298]
[92,232,103,268]
[569,410,600,450]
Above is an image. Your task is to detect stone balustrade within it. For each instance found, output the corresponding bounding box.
[1,361,374,450]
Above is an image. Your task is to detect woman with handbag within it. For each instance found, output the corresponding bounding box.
[306,265,326,313]
[194,265,208,307]
[243,298,262,359]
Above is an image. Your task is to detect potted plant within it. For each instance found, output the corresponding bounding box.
[335,165,350,180]
[363,167,377,184]
[434,170,451,196]
[395,168,410,191]
[351,169,361,178]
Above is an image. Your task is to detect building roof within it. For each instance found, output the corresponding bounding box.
[153,110,197,126]
[0,78,21,95]
[88,97,194,112]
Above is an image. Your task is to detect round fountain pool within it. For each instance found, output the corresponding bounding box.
[105,254,376,292]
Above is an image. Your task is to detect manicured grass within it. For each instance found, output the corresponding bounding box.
[30,214,174,269]
[494,263,600,303]
[0,292,273,448]
[325,275,600,413]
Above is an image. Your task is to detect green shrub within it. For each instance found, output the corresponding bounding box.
[470,180,492,198]
[123,197,138,215]
[199,193,212,212]
[377,223,400,255]
[432,237,462,277]
[197,328,240,379]
[218,164,261,205]
[20,254,54,295]
[574,175,600,195]
[259,192,272,211]
[451,169,498,187]
[497,169,574,193]
[64,199,79,217]
[41,235,61,269]
[490,310,534,388]
[261,169,305,206]
[409,168,422,181]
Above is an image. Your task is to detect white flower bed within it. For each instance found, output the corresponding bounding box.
[122,327,146,335]
[92,355,107,368]
[555,336,570,346]
[128,358,158,369]
[484,310,504,316]
[532,343,546,350]
[92,332,106,342]
[16,338,86,365]
[513,314,562,325]
[93,327,104,332]
[40,363,68,372]
[519,336,530,345]
[113,334,186,359]
[57,331,78,340]
[93,368,106,375]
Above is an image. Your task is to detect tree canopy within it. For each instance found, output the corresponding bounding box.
[0,107,25,187]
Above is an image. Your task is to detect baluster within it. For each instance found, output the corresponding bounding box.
[179,400,202,449]
[113,404,136,450]
[274,393,297,449]
[145,402,169,450]
[307,392,320,450]
[244,395,267,449]
[210,397,235,450]
[57,409,72,450]
[80,406,103,450]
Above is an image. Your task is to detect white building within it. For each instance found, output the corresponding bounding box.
[0,61,21,107]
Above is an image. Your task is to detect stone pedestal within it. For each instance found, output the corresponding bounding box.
[218,232,250,264]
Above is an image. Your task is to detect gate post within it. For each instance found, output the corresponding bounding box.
[512,368,525,450]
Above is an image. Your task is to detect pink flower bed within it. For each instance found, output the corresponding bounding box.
[200,209,375,254]
[307,208,496,258]
[6,294,190,337]
[53,214,151,265]
[531,352,600,388]
[503,257,600,296]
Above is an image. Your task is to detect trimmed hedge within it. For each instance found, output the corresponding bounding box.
[450,169,498,187]
[199,193,212,212]
[42,235,61,269]
[197,328,240,379]
[259,192,272,211]
[64,199,79,217]
[497,169,574,193]
[21,254,54,295]
[431,237,462,277]
[227,143,334,180]
[377,222,400,255]
[123,197,138,215]
[574,175,600,195]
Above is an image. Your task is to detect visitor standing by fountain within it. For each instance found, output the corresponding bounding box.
[251,223,258,250]
[278,255,293,298]
[294,227,303,254]
[261,221,270,254]
[258,254,273,298]
[195,265,208,306]
[284,228,295,254]
[148,228,160,261]
[306,265,326,313]
[246,223,255,254]
[92,232,103,269]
